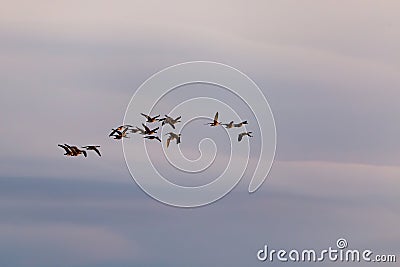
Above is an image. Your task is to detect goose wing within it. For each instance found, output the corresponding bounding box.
[83,146,101,156]
[168,122,176,129]
[109,129,121,136]
[238,133,244,142]
[166,137,171,148]
[213,112,219,123]
[92,147,101,156]
[141,113,150,120]
[58,144,70,153]
[142,123,150,133]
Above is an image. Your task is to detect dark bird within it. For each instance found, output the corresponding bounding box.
[234,121,248,128]
[206,112,220,126]
[144,136,161,142]
[222,121,234,129]
[238,132,253,142]
[159,115,181,129]
[165,132,181,148]
[64,144,87,157]
[82,145,101,157]
[109,125,132,137]
[112,128,129,140]
[142,123,159,135]
[58,144,74,156]
[141,113,160,123]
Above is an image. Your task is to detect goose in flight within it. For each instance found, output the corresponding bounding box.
[165,132,181,148]
[82,145,101,157]
[206,112,220,127]
[64,144,87,157]
[131,126,146,135]
[112,128,129,140]
[58,144,74,156]
[159,115,181,129]
[144,136,161,142]
[141,113,160,123]
[109,125,132,137]
[142,123,159,135]
[234,121,248,128]
[238,132,253,142]
[222,121,234,129]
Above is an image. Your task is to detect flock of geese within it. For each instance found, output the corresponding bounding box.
[58,112,252,158]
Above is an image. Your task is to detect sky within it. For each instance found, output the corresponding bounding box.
[0,1,399,266]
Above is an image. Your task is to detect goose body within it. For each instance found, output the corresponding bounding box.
[58,144,74,156]
[131,126,146,135]
[141,113,160,123]
[63,144,87,157]
[234,121,248,128]
[238,131,253,142]
[142,123,159,135]
[206,112,220,126]
[109,125,132,137]
[160,115,181,129]
[112,128,129,140]
[222,121,234,128]
[165,132,181,147]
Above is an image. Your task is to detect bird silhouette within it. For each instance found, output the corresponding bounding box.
[112,128,129,140]
[82,145,101,157]
[238,132,253,142]
[130,126,146,135]
[159,115,181,129]
[165,132,181,148]
[109,125,132,137]
[234,121,248,128]
[142,123,159,135]
[64,144,87,157]
[206,112,220,127]
[222,121,234,129]
[144,136,161,142]
[58,144,74,156]
[141,113,160,123]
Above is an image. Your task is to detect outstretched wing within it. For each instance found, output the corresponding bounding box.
[238,133,244,142]
[141,113,150,120]
[58,144,70,153]
[214,112,219,123]
[122,128,129,134]
[142,123,150,133]
[166,137,171,148]
[92,147,101,156]
[109,129,118,136]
